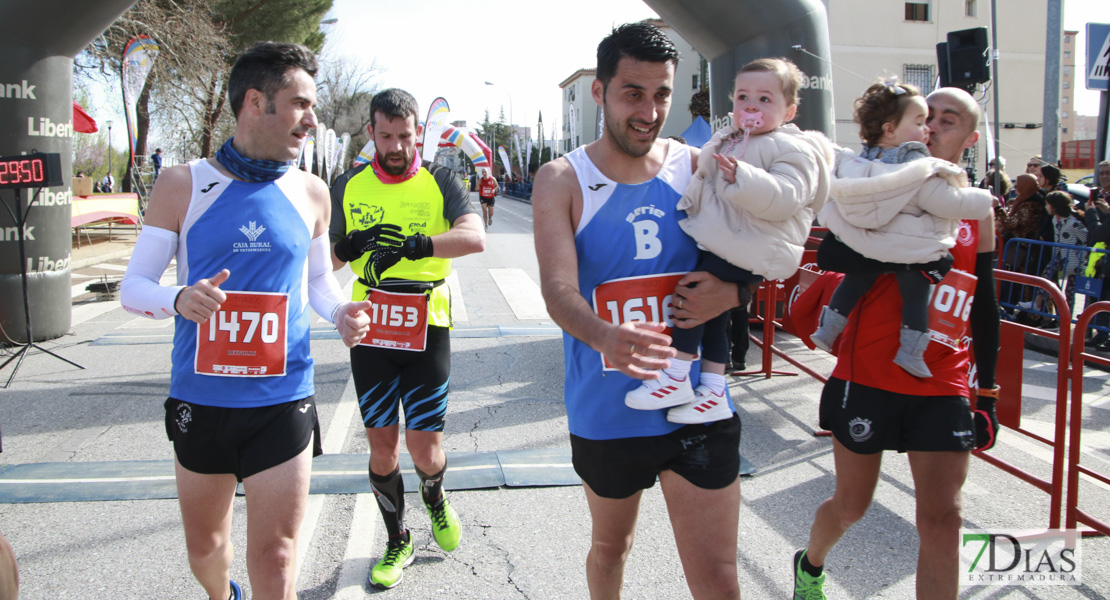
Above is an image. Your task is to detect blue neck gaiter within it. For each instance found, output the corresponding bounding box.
[215,137,294,183]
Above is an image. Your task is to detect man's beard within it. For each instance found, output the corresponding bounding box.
[603,100,658,159]
[378,150,412,176]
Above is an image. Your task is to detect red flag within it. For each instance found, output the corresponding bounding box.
[72,100,98,134]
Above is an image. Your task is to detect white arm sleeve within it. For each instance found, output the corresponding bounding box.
[120,225,185,319]
[307,234,346,324]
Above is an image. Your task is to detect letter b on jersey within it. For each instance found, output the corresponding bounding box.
[632,220,661,260]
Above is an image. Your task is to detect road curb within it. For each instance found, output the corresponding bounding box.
[71,248,133,270]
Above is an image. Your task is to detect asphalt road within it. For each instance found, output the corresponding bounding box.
[1,193,1109,599]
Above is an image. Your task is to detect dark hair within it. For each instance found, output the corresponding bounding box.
[1040,163,1061,187]
[228,41,317,118]
[853,80,924,146]
[596,21,678,88]
[1045,191,1074,217]
[369,88,420,128]
[736,58,804,107]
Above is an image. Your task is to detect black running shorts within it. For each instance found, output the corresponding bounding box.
[165,396,322,481]
[350,325,450,431]
[570,413,742,499]
[819,377,976,454]
[479,196,495,206]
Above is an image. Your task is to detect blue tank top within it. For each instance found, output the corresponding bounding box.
[169,160,315,407]
[563,142,728,440]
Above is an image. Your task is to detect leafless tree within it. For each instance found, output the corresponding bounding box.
[314,50,382,163]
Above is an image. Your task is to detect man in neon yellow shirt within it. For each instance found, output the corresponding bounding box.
[329,88,485,589]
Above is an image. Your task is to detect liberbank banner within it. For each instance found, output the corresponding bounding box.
[0,1,137,344]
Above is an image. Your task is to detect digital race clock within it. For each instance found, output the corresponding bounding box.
[0,152,63,189]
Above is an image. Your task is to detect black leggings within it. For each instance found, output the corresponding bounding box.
[672,252,761,363]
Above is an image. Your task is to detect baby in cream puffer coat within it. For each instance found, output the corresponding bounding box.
[625,57,833,424]
[811,79,992,378]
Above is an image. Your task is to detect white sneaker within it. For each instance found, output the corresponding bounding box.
[625,372,694,410]
[667,385,732,424]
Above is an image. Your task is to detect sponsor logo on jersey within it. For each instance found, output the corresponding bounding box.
[626,205,667,260]
[351,202,384,228]
[588,183,608,191]
[201,182,219,193]
[233,220,272,253]
[240,221,266,241]
[957,221,974,247]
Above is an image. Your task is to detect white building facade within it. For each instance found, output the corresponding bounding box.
[559,20,703,153]
[826,0,1048,174]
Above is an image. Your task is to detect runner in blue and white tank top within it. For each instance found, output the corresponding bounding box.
[168,159,315,407]
[562,142,734,440]
[119,42,372,600]
[534,22,748,599]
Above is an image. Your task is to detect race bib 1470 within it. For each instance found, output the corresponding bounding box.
[195,291,289,376]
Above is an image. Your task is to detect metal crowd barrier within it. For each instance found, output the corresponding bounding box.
[997,237,1108,338]
[502,182,532,201]
[738,234,1105,531]
[1067,302,1110,536]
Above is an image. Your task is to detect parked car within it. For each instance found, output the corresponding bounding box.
[1076,174,1094,187]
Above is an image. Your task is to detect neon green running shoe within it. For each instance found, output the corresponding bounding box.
[370,535,414,589]
[424,496,461,551]
[793,549,827,600]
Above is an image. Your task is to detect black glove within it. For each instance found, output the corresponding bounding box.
[334,223,405,263]
[973,397,1000,452]
[363,246,404,287]
[919,253,955,284]
[401,233,434,260]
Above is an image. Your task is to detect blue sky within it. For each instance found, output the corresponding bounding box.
[321,0,1109,140]
[87,0,1110,151]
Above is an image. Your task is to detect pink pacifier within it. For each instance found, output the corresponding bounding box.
[737,111,764,132]
[723,111,763,157]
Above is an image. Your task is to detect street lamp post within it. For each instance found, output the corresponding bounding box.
[105,119,113,192]
[485,81,512,176]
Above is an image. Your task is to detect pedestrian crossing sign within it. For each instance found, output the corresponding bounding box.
[1087,22,1110,91]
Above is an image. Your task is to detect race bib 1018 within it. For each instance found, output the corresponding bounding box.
[928,268,977,351]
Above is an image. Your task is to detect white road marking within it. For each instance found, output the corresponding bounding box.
[446,271,468,322]
[490,268,549,320]
[332,493,378,598]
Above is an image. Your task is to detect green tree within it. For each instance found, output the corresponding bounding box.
[78,0,334,192]
[475,108,513,176]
